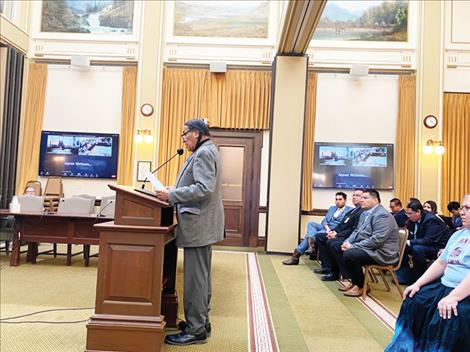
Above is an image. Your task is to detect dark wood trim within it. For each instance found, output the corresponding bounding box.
[257,237,266,247]
[301,208,328,216]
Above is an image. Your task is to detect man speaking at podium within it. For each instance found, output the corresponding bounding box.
[156,118,224,346]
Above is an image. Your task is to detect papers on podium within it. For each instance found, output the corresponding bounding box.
[145,171,166,191]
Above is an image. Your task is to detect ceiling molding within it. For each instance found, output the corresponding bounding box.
[277,0,327,55]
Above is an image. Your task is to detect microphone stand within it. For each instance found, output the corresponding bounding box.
[141,148,184,190]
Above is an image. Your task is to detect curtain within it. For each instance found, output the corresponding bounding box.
[158,67,271,185]
[209,70,271,129]
[441,93,470,207]
[158,68,210,185]
[301,72,317,211]
[395,74,416,203]
[0,48,25,208]
[15,63,48,195]
[117,66,137,185]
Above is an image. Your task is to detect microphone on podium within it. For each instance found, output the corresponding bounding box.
[141,148,184,190]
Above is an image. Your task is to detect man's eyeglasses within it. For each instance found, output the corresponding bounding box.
[461,205,470,213]
[180,130,192,138]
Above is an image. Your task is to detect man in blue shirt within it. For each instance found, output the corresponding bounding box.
[283,192,351,265]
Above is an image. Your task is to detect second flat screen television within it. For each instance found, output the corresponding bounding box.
[313,142,394,190]
[39,131,119,179]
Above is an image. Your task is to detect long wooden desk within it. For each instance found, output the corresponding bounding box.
[0,209,112,266]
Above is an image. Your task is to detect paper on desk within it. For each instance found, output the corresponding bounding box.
[145,171,166,191]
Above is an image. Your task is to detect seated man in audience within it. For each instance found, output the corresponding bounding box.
[330,189,399,297]
[385,195,470,352]
[396,200,453,284]
[313,189,365,279]
[390,198,407,227]
[448,201,463,230]
[282,192,351,265]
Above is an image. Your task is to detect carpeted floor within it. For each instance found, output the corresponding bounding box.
[0,245,248,352]
[1,246,400,352]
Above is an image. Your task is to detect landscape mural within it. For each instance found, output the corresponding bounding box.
[174,1,269,39]
[41,0,134,34]
[313,0,408,42]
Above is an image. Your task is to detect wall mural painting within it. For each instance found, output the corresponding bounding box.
[41,0,134,34]
[314,0,408,42]
[174,1,269,39]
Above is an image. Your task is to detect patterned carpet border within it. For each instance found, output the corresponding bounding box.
[246,253,279,352]
[356,294,397,332]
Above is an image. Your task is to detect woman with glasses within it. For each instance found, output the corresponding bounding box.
[385,195,470,352]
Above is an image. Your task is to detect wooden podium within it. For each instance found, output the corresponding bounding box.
[86,185,178,352]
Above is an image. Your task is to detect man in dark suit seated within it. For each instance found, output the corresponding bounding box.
[389,198,407,227]
[396,200,452,284]
[330,189,400,297]
[313,189,365,281]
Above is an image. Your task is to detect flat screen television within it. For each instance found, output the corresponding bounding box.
[313,142,394,190]
[38,131,119,179]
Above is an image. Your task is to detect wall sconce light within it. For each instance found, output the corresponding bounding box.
[423,139,445,155]
[134,129,153,144]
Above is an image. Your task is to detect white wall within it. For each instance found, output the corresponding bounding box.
[40,65,123,197]
[312,73,399,209]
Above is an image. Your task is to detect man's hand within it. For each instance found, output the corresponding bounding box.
[341,240,352,251]
[437,295,459,319]
[155,189,169,202]
[327,231,337,239]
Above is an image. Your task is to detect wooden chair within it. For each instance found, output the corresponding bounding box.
[362,228,409,299]
[24,180,42,196]
[43,176,64,212]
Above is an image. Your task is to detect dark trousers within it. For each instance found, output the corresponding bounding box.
[342,248,378,288]
[397,244,440,283]
[183,246,212,335]
[317,233,346,273]
[328,238,349,278]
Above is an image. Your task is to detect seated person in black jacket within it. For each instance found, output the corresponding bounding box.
[314,189,365,281]
[447,201,463,230]
[390,198,407,227]
[396,200,452,284]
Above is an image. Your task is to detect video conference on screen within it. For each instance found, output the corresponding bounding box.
[39,131,119,179]
[313,143,394,190]
[46,135,113,157]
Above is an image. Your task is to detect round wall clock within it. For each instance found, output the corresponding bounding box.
[423,115,438,129]
[140,103,154,117]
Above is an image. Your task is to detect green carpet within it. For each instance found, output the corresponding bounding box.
[265,255,393,351]
[1,246,397,352]
[0,246,248,352]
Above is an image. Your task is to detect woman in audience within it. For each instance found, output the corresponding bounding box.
[385,194,470,352]
[423,200,449,225]
[423,200,438,214]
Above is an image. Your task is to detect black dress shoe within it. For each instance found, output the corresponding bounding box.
[177,320,211,337]
[165,331,207,346]
[321,273,338,281]
[313,267,330,274]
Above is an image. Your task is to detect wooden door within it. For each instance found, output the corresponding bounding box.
[211,130,262,247]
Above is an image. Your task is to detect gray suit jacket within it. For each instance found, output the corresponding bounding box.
[347,204,399,266]
[168,140,225,248]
